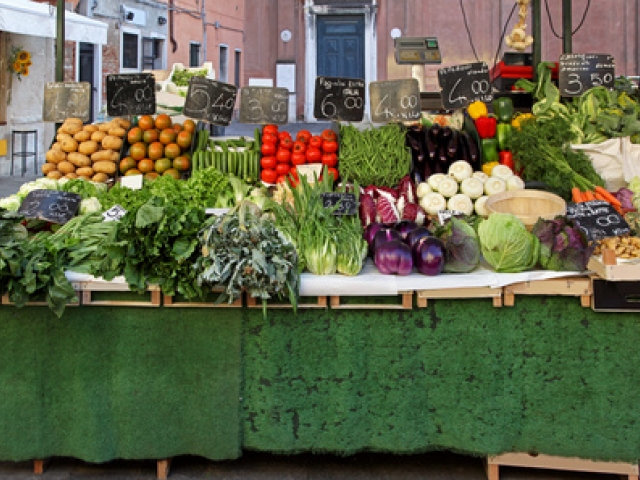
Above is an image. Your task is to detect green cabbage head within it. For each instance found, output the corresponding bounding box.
[478,213,540,273]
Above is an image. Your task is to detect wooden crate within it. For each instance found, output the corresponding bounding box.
[1,291,81,307]
[246,294,328,309]
[588,255,640,282]
[163,288,243,308]
[77,280,161,307]
[486,453,638,480]
[503,276,592,308]
[329,291,413,310]
[416,287,502,308]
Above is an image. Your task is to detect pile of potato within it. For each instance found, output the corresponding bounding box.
[42,117,130,183]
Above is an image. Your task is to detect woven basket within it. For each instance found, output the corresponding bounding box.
[485,189,566,230]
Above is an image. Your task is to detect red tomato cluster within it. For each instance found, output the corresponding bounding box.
[259,124,339,185]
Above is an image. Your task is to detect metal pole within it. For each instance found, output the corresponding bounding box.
[201,0,207,64]
[562,0,572,53]
[56,0,65,82]
[532,0,542,81]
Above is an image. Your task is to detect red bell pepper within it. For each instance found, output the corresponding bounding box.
[499,150,515,170]
[474,116,497,139]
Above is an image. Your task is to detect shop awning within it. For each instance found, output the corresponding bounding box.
[0,0,108,45]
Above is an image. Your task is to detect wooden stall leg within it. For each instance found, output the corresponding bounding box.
[33,459,48,474]
[157,458,172,480]
[485,460,499,480]
[627,474,639,480]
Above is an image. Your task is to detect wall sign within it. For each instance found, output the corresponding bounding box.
[369,78,421,123]
[559,54,615,97]
[239,86,289,125]
[106,73,156,117]
[314,76,365,122]
[43,82,91,123]
[183,77,237,126]
[437,62,492,110]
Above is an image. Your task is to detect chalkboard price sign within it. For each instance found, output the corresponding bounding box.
[566,200,629,241]
[183,77,238,126]
[43,82,91,123]
[320,192,357,216]
[437,62,492,110]
[559,54,614,97]
[239,86,289,125]
[369,79,421,123]
[106,73,156,117]
[17,190,81,225]
[313,76,365,122]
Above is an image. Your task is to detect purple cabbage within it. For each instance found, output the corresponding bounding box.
[615,187,635,211]
[374,240,413,275]
[531,216,594,271]
[434,216,480,273]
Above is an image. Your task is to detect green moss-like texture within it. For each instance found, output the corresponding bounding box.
[242,297,640,462]
[0,306,242,462]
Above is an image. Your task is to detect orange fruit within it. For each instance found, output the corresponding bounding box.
[176,130,192,149]
[144,172,159,181]
[148,141,165,160]
[172,123,183,134]
[119,156,137,174]
[154,157,172,174]
[125,168,142,176]
[173,155,191,171]
[127,127,143,144]
[154,113,172,130]
[183,119,196,133]
[138,115,155,130]
[159,128,177,145]
[164,142,181,159]
[163,168,181,179]
[137,158,155,174]
[143,128,159,144]
[129,142,147,161]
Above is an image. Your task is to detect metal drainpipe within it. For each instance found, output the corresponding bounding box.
[169,0,177,53]
[202,0,207,64]
[56,0,65,82]
[532,0,542,81]
[562,0,572,53]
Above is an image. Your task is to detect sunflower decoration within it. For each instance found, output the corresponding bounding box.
[8,46,31,80]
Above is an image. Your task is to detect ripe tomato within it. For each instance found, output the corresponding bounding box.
[276,175,288,184]
[279,136,294,150]
[276,149,291,164]
[260,155,277,170]
[305,147,322,163]
[288,166,299,180]
[327,167,339,181]
[321,152,338,167]
[262,132,278,145]
[321,128,337,142]
[261,142,277,156]
[275,163,291,176]
[322,140,338,154]
[296,129,312,143]
[291,152,306,166]
[292,141,306,153]
[278,131,292,142]
[261,168,277,184]
[263,124,278,136]
[308,135,323,150]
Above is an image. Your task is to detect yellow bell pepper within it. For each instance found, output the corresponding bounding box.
[511,113,534,130]
[482,161,500,176]
[467,100,488,120]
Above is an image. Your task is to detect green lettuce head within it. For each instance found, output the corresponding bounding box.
[478,213,540,273]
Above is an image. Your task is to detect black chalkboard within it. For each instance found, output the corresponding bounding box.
[239,86,289,125]
[106,73,156,117]
[559,54,614,97]
[369,79,421,123]
[437,62,492,110]
[43,82,91,123]
[183,77,237,126]
[17,190,81,225]
[313,76,365,122]
[320,192,357,216]
[566,200,629,241]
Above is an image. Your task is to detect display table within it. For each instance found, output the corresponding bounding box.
[0,296,639,468]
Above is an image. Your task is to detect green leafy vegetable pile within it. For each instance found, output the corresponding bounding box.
[478,213,540,273]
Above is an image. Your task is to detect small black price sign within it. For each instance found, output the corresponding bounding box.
[369,79,421,123]
[313,76,365,122]
[183,77,238,126]
[559,54,615,97]
[437,62,492,110]
[320,192,357,216]
[43,82,91,123]
[106,73,156,117]
[17,190,81,225]
[566,200,629,241]
[239,86,289,125]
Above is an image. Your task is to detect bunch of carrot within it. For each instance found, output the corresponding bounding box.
[571,186,623,213]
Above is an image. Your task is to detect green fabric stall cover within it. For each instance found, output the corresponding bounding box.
[242,297,640,462]
[0,306,242,463]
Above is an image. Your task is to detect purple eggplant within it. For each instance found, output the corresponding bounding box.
[406,226,432,250]
[412,236,445,276]
[372,228,403,254]
[374,240,413,276]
